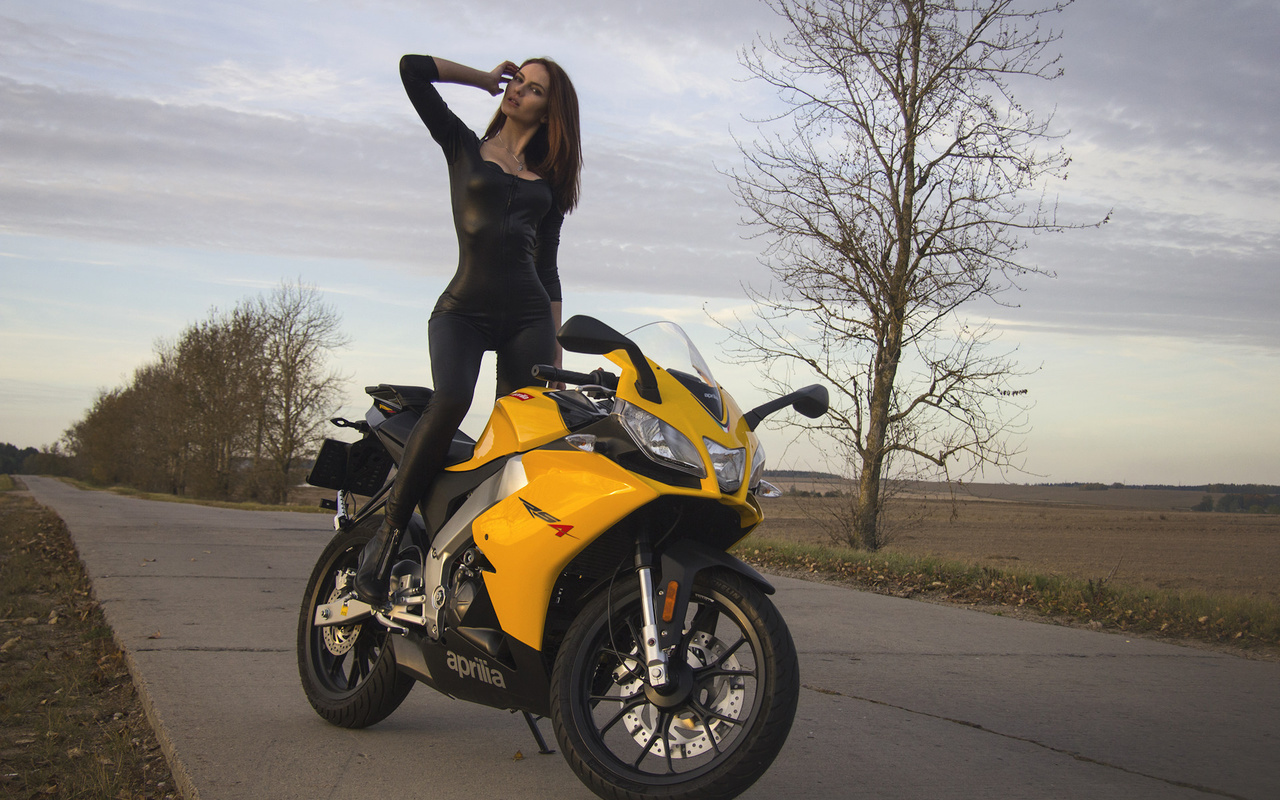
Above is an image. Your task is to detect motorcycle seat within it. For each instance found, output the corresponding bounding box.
[366,383,434,410]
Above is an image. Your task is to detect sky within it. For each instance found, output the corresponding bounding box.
[1,0,1277,486]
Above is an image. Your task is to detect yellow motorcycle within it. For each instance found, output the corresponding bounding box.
[298,315,827,800]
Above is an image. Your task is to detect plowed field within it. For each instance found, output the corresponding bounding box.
[755,483,1280,604]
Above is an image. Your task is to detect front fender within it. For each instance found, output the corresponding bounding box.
[655,539,774,651]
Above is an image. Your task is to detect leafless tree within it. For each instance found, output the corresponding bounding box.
[727,0,1104,549]
[254,280,349,504]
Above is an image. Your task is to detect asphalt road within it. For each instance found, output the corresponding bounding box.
[20,476,1280,800]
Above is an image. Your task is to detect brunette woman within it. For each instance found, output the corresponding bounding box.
[355,54,583,604]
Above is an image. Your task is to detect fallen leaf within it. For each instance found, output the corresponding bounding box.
[513,751,524,761]
[147,631,162,639]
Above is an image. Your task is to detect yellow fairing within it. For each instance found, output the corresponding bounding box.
[606,349,766,530]
[462,348,766,650]
[450,389,569,471]
[475,449,660,650]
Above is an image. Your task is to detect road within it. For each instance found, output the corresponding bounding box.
[20,476,1280,800]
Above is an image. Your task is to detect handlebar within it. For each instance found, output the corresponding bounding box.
[532,365,619,391]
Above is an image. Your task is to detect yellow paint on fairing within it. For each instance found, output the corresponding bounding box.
[460,345,771,651]
[476,449,660,649]
[449,389,570,471]
[607,351,767,522]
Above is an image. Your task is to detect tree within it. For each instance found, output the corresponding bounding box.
[0,443,37,474]
[165,304,267,498]
[728,0,1102,549]
[59,281,348,502]
[253,281,349,504]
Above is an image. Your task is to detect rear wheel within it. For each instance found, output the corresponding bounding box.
[297,518,413,727]
[551,569,798,800]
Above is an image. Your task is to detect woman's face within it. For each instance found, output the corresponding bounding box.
[502,62,551,127]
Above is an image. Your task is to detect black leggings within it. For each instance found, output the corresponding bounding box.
[385,309,555,530]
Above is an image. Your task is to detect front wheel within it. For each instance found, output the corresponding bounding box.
[297,518,413,728]
[551,569,799,800]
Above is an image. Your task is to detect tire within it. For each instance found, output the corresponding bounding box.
[551,569,799,800]
[297,517,413,728]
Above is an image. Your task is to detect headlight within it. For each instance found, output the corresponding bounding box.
[618,401,706,478]
[749,440,767,491]
[705,438,746,493]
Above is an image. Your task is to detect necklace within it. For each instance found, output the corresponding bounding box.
[495,132,525,172]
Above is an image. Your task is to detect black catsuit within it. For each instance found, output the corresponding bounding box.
[387,54,565,531]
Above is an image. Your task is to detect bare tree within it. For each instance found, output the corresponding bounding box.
[254,280,349,504]
[728,0,1104,549]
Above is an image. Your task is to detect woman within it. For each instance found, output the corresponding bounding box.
[355,53,583,605]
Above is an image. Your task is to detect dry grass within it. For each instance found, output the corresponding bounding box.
[0,480,177,798]
[757,485,1280,603]
[743,484,1280,656]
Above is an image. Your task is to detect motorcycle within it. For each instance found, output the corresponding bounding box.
[297,315,828,800]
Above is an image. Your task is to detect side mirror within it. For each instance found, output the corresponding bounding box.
[557,315,633,356]
[557,315,661,403]
[744,384,829,431]
[790,384,829,419]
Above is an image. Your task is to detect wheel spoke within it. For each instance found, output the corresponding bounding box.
[326,651,344,682]
[693,665,757,681]
[346,655,361,690]
[662,712,677,775]
[603,650,642,683]
[705,634,748,669]
[688,706,724,756]
[690,698,743,728]
[614,618,645,682]
[595,693,649,736]
[632,710,671,769]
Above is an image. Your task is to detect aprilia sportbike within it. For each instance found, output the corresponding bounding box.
[297,315,827,800]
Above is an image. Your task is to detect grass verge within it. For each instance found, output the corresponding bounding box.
[734,536,1280,658]
[58,476,329,514]
[0,481,177,799]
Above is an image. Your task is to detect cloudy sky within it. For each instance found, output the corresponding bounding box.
[2,0,1276,485]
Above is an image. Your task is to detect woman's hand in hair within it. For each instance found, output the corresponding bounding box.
[485,60,520,96]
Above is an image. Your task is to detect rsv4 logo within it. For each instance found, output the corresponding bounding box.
[446,651,507,689]
[520,497,575,538]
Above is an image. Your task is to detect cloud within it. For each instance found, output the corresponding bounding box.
[0,69,769,298]
[182,60,372,117]
[4,0,1275,330]
[1052,0,1279,161]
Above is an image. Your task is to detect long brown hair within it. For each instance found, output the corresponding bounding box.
[483,57,582,214]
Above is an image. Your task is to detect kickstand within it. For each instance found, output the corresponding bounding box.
[521,711,556,755]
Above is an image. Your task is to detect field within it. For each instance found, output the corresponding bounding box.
[754,482,1280,605]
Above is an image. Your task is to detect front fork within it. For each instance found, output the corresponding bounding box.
[635,535,670,688]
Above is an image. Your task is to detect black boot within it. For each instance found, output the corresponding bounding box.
[353,520,402,606]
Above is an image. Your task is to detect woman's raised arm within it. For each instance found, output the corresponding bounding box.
[430,56,519,96]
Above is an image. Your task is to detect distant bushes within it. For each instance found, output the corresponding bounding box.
[1192,493,1280,514]
[0,443,70,477]
[784,487,845,498]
